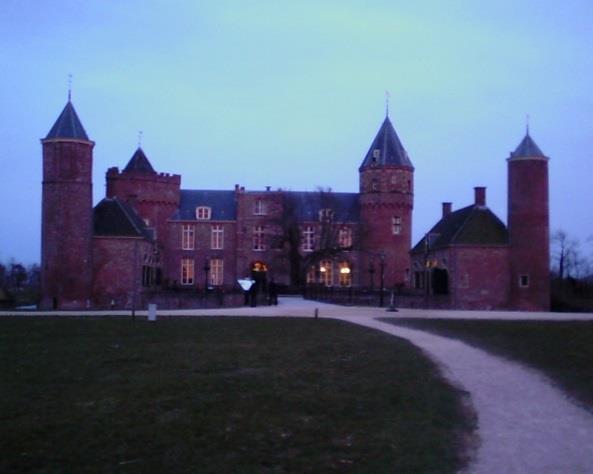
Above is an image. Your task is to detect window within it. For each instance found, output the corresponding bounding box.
[211,225,224,249]
[196,206,211,220]
[338,227,352,248]
[373,149,381,159]
[339,262,352,287]
[306,265,316,284]
[390,175,398,185]
[254,199,266,215]
[181,258,194,285]
[371,179,379,191]
[210,259,223,286]
[181,224,195,250]
[519,275,530,288]
[392,216,402,235]
[253,226,265,251]
[414,271,425,289]
[302,226,315,252]
[319,260,333,287]
[319,208,334,222]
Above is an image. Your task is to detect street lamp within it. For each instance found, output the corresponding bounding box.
[379,252,385,307]
[368,262,375,290]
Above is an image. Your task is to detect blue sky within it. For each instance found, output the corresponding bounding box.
[1,0,592,265]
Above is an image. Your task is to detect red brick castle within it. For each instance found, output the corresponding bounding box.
[40,98,550,311]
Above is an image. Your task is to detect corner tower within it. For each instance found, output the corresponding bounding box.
[359,114,414,288]
[41,99,94,309]
[507,130,550,311]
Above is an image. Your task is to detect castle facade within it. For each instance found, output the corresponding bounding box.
[40,98,550,311]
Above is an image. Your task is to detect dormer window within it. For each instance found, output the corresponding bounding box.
[319,208,334,222]
[196,206,211,220]
[254,199,266,215]
[372,149,381,159]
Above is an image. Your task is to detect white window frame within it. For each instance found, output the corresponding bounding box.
[519,274,530,288]
[210,258,224,286]
[319,208,334,222]
[302,226,315,252]
[254,199,267,216]
[181,224,195,250]
[180,258,195,285]
[211,224,224,250]
[196,206,211,220]
[338,261,352,287]
[338,227,352,248]
[253,225,265,251]
[319,259,333,287]
[392,216,402,235]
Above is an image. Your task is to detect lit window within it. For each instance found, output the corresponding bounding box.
[196,206,211,220]
[211,225,224,250]
[339,262,352,287]
[181,224,195,250]
[338,227,352,248]
[519,275,530,288]
[319,208,334,222]
[302,226,315,252]
[180,258,194,285]
[392,216,402,235]
[210,259,224,286]
[253,226,265,251]
[254,199,267,215]
[319,260,333,287]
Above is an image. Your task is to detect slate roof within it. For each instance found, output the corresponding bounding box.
[45,101,89,140]
[94,197,153,240]
[287,191,360,222]
[359,116,413,170]
[510,132,546,158]
[172,190,237,221]
[412,204,508,254]
[123,148,156,174]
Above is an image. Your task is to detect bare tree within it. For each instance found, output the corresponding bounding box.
[551,230,580,279]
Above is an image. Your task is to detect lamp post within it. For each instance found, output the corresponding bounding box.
[319,264,327,299]
[379,252,385,307]
[368,262,375,291]
[203,258,210,296]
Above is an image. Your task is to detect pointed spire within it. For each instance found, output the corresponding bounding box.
[359,115,413,170]
[510,127,547,160]
[123,147,156,174]
[45,101,89,140]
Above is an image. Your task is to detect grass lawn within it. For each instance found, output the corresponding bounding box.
[383,318,593,412]
[0,317,474,473]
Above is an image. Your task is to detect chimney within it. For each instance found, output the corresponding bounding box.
[234,184,240,191]
[442,202,452,218]
[474,187,486,207]
[266,186,271,192]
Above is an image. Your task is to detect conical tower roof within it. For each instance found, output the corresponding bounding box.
[510,132,547,159]
[359,116,413,170]
[45,101,89,140]
[123,147,156,174]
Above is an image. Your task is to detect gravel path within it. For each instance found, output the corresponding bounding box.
[4,298,593,472]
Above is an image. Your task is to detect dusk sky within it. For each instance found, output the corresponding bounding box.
[1,0,592,265]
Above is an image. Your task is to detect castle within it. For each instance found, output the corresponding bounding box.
[40,98,550,311]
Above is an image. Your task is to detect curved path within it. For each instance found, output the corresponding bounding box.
[5,298,593,472]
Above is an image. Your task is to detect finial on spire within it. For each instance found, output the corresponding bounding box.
[526,113,530,135]
[137,130,143,148]
[68,74,72,102]
[385,90,391,117]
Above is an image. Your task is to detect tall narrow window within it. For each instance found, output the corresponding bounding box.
[180,258,194,285]
[182,224,195,250]
[306,265,316,284]
[338,261,352,287]
[211,224,224,249]
[392,216,402,235]
[338,227,352,248]
[254,199,266,215]
[253,226,265,251]
[302,226,315,252]
[319,260,333,287]
[210,259,224,286]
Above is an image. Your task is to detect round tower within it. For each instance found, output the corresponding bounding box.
[359,114,414,289]
[507,130,550,311]
[41,99,94,309]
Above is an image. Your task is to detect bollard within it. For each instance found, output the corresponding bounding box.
[314,308,319,319]
[148,303,157,322]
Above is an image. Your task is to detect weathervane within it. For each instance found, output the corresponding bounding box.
[526,113,530,135]
[137,130,143,148]
[68,74,72,101]
[385,90,391,117]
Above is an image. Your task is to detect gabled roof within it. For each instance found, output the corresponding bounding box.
[94,197,153,239]
[123,148,156,174]
[359,116,413,170]
[510,132,547,159]
[412,205,508,253]
[172,190,237,221]
[287,191,360,222]
[45,101,89,140]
